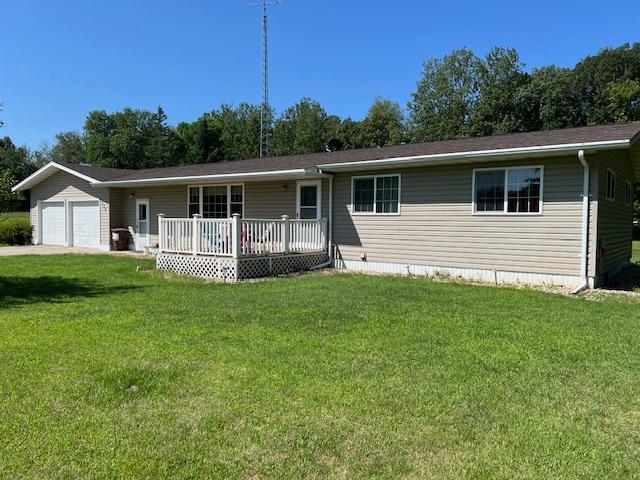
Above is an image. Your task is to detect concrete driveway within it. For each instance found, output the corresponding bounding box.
[0,245,144,256]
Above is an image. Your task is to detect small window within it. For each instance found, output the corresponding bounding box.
[473,166,542,214]
[188,187,200,217]
[230,185,244,216]
[507,167,541,213]
[353,178,375,213]
[475,170,505,212]
[625,181,633,207]
[352,175,400,214]
[606,169,616,200]
[188,185,244,218]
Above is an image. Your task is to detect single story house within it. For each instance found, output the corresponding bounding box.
[13,122,640,288]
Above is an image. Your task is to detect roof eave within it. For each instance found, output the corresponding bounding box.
[11,162,100,192]
[96,168,326,187]
[317,139,631,172]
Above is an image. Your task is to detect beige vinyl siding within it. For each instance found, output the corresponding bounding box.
[333,156,589,276]
[29,170,110,245]
[595,150,635,280]
[110,179,330,245]
[110,185,188,245]
[244,179,329,219]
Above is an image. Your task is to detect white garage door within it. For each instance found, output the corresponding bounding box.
[72,202,100,247]
[41,202,66,245]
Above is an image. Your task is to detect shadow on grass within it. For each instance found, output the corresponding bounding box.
[0,275,141,308]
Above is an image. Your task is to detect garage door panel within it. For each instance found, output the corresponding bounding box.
[72,202,99,247]
[42,202,65,245]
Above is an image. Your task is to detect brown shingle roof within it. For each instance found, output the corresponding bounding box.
[55,162,133,182]
[63,121,640,182]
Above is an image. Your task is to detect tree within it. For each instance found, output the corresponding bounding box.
[360,97,407,147]
[175,115,219,164]
[606,79,640,122]
[32,140,53,167]
[335,118,364,150]
[512,65,580,131]
[50,131,86,164]
[84,107,175,169]
[471,47,531,136]
[408,48,482,142]
[0,102,4,128]
[0,137,35,211]
[572,43,640,124]
[271,98,329,156]
[212,103,264,161]
[0,169,25,212]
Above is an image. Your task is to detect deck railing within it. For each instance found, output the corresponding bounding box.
[158,214,327,258]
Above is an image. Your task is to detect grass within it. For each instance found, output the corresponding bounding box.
[633,240,639,263]
[1,255,640,479]
[0,211,29,222]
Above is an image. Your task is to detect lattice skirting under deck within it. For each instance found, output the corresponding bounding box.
[156,252,329,281]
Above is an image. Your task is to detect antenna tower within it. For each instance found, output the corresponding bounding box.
[250,0,279,157]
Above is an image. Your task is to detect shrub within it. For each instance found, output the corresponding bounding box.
[0,214,32,245]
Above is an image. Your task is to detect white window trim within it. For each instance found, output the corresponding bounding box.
[350,173,402,216]
[606,169,617,202]
[187,183,245,218]
[625,180,632,207]
[472,165,544,216]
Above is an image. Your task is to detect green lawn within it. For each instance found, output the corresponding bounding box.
[1,256,640,479]
[0,211,29,222]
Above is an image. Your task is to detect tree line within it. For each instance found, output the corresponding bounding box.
[1,43,640,218]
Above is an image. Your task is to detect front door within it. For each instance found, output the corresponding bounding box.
[135,198,150,250]
[296,180,321,219]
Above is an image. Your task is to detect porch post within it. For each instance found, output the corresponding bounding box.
[281,215,290,254]
[157,214,165,253]
[192,213,201,255]
[231,213,241,259]
[322,217,328,252]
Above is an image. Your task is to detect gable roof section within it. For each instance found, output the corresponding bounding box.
[13,121,640,191]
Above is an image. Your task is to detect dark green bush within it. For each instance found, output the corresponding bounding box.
[0,214,32,245]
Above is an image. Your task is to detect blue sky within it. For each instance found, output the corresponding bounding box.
[1,0,638,149]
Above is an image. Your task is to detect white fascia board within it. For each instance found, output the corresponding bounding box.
[11,162,99,192]
[96,169,325,187]
[317,139,631,172]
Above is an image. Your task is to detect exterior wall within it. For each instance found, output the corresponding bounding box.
[29,170,110,247]
[332,156,593,282]
[594,150,635,283]
[110,179,330,246]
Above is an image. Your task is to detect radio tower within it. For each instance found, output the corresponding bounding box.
[250,0,279,158]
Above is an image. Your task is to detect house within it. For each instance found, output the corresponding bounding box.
[12,122,640,288]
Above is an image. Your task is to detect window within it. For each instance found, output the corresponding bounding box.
[625,181,633,207]
[230,185,243,216]
[187,185,244,218]
[473,166,542,214]
[606,169,616,200]
[203,186,227,218]
[475,170,505,212]
[352,175,400,214]
[188,187,200,217]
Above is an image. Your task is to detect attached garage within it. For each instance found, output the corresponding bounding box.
[71,201,100,247]
[15,163,112,250]
[41,202,66,245]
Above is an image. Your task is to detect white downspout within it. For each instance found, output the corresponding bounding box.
[572,149,590,294]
